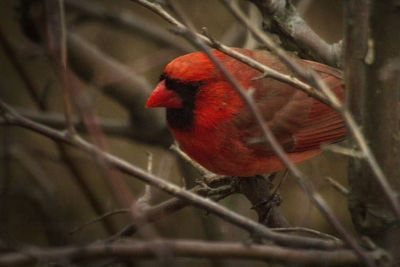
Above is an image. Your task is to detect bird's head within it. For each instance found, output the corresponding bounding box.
[146,51,223,129]
[146,49,253,130]
[145,51,218,109]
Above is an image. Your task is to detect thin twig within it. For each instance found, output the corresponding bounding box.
[70,209,130,235]
[249,0,343,67]
[324,177,349,196]
[170,143,230,193]
[44,0,75,133]
[322,144,364,159]
[136,152,154,211]
[58,0,75,133]
[3,108,133,138]
[272,227,341,242]
[107,182,236,241]
[170,144,211,177]
[272,170,289,196]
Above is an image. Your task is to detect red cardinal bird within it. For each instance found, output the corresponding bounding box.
[146,49,345,176]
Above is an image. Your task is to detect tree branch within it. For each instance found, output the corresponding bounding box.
[0,239,363,267]
[7,108,132,138]
[249,0,343,68]
[345,0,400,262]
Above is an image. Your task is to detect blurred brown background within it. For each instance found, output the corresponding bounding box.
[0,0,348,266]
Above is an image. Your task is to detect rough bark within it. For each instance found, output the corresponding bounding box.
[250,0,342,67]
[345,0,400,262]
[238,175,290,228]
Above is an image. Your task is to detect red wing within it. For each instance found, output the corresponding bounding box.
[234,58,345,156]
[289,75,345,152]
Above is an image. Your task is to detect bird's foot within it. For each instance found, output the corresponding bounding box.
[195,175,239,199]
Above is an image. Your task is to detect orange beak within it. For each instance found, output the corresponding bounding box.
[146,80,183,108]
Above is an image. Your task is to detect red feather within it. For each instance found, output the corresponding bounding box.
[146,49,346,176]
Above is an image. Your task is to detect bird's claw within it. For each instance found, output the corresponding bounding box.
[195,175,238,198]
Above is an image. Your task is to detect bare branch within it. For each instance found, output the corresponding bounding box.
[44,0,75,133]
[170,144,212,177]
[237,175,290,227]
[324,177,349,196]
[136,152,154,211]
[0,239,363,267]
[70,209,129,235]
[249,0,343,67]
[345,0,400,257]
[322,144,364,159]
[4,108,133,138]
[273,227,341,242]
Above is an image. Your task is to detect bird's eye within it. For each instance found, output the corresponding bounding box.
[159,73,167,82]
